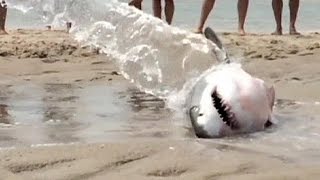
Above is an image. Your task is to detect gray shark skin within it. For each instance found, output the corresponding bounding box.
[189,27,276,138]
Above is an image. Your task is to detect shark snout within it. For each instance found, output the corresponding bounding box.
[189,106,212,138]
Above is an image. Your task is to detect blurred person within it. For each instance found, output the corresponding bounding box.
[0,0,7,34]
[271,0,300,35]
[128,0,175,25]
[195,0,249,36]
[153,0,175,25]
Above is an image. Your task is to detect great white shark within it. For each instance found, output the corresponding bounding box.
[189,27,276,138]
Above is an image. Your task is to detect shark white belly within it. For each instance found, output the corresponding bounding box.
[188,27,276,138]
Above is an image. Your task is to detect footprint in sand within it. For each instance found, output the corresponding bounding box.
[42,70,60,74]
[298,51,314,56]
[270,39,283,44]
[147,168,188,177]
[91,61,106,65]
[41,58,60,64]
[243,50,257,57]
[306,42,320,50]
[286,49,299,55]
[90,76,106,81]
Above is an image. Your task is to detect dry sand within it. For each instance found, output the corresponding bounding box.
[0,29,320,180]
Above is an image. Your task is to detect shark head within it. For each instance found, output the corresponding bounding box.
[189,27,276,138]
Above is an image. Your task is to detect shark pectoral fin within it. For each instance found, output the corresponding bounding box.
[189,106,200,122]
[268,85,276,110]
[204,27,230,63]
[270,114,279,125]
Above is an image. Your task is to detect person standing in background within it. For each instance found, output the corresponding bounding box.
[153,0,175,25]
[0,0,7,35]
[271,0,300,35]
[128,0,175,25]
[195,0,249,36]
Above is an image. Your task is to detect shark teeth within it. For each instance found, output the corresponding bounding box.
[211,89,239,130]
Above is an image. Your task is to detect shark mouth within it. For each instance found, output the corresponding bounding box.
[211,89,239,130]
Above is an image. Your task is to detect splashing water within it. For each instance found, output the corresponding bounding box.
[70,1,221,100]
[7,0,224,109]
[7,0,97,28]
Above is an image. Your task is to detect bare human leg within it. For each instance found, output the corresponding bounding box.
[0,0,7,35]
[129,0,143,10]
[195,0,215,34]
[237,0,249,36]
[164,0,175,25]
[289,0,300,35]
[153,0,162,20]
[271,0,283,35]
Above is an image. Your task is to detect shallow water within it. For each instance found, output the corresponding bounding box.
[0,82,173,147]
[0,82,320,164]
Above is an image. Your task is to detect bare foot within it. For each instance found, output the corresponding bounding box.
[271,30,282,35]
[0,29,7,35]
[238,29,246,36]
[289,28,301,35]
[193,29,203,34]
[128,0,142,10]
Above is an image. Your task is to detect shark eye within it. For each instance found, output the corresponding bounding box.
[199,113,204,116]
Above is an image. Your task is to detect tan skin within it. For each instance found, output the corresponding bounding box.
[272,0,300,35]
[0,0,8,35]
[195,0,249,36]
[128,0,175,25]
[153,0,175,25]
[128,0,142,10]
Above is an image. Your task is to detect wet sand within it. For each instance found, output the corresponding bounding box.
[0,29,320,179]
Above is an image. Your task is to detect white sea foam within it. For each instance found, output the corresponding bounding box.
[57,0,223,110]
[7,0,220,105]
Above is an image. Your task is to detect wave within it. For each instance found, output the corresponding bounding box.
[7,0,222,109]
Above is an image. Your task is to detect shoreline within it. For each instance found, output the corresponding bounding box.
[0,29,320,179]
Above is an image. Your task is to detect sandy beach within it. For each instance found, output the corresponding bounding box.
[0,29,320,180]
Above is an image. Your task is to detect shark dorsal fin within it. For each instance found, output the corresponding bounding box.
[204,27,230,64]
